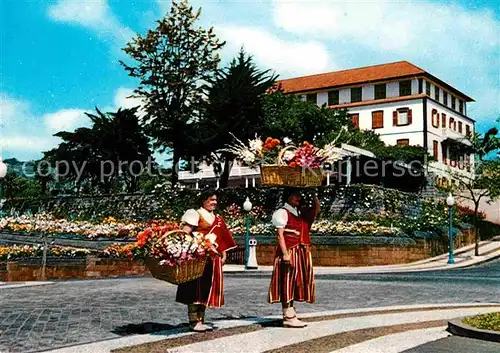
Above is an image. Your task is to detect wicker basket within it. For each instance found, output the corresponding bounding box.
[260,145,324,187]
[145,230,207,285]
[145,256,207,285]
[260,165,323,187]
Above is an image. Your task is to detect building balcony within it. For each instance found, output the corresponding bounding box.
[178,166,260,181]
[441,128,471,146]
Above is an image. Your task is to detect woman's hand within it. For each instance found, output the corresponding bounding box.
[282,252,291,263]
[221,252,227,266]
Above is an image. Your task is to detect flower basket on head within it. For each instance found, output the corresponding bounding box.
[260,144,323,187]
[220,135,333,187]
[135,227,217,285]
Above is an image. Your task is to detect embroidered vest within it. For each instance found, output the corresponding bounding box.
[283,209,311,249]
[196,212,237,253]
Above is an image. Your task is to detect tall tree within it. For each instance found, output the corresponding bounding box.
[43,107,153,194]
[120,0,224,187]
[262,91,352,146]
[200,49,277,187]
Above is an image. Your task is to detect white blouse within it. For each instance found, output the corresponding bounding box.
[271,203,299,228]
[181,208,215,226]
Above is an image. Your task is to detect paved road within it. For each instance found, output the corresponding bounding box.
[0,260,499,353]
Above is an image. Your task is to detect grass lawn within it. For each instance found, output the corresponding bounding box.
[463,312,500,332]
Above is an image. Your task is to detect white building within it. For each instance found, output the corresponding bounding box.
[280,61,475,185]
[179,61,475,188]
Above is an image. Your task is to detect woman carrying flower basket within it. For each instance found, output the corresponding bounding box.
[176,189,237,332]
[268,187,320,328]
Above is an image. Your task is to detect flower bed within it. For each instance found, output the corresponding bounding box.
[463,312,500,332]
[0,214,176,239]
[311,220,404,237]
[0,244,90,261]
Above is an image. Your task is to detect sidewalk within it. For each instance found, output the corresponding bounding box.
[224,239,500,274]
[42,303,500,353]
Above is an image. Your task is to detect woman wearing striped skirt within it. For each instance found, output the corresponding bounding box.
[268,188,320,328]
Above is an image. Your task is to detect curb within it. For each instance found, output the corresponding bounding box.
[447,318,500,343]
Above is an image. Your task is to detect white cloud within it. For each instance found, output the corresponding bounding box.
[44,109,90,133]
[1,136,56,152]
[272,0,499,56]
[1,88,150,160]
[48,0,134,44]
[0,94,31,126]
[216,25,333,76]
[113,88,145,111]
[272,0,500,122]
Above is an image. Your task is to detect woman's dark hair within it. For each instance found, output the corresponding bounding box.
[281,187,302,203]
[198,188,219,207]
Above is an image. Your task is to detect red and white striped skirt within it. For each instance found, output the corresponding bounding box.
[267,245,315,304]
[175,256,224,308]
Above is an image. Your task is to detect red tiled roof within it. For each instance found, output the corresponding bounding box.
[278,61,473,101]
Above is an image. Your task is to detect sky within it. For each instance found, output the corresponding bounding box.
[1,0,499,162]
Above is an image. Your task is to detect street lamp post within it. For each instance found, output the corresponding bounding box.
[0,160,7,206]
[243,197,252,269]
[446,193,455,265]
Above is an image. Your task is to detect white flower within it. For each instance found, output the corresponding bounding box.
[283,150,295,161]
[206,233,217,244]
[248,137,263,153]
[283,137,292,145]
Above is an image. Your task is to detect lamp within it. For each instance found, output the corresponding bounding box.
[243,197,252,269]
[446,193,455,264]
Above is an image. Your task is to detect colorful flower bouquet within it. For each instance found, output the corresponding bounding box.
[221,134,341,186]
[133,223,218,284]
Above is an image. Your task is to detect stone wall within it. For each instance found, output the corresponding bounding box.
[234,227,475,266]
[0,257,147,282]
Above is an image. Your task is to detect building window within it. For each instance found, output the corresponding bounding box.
[328,90,339,105]
[372,110,384,129]
[350,113,359,129]
[306,93,317,103]
[451,97,456,110]
[374,84,386,100]
[351,87,362,103]
[426,81,431,96]
[393,108,412,126]
[397,139,410,146]
[449,117,456,130]
[459,100,464,114]
[466,125,471,137]
[443,92,448,106]
[458,121,463,134]
[442,144,447,164]
[433,141,439,161]
[418,79,423,94]
[431,109,439,128]
[442,113,446,128]
[399,80,412,96]
[434,86,440,101]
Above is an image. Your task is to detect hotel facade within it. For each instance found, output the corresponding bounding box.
[179,61,475,188]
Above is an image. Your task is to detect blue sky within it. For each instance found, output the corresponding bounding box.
[1,0,499,162]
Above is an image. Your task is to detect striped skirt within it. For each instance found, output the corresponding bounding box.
[268,245,315,304]
[175,256,224,308]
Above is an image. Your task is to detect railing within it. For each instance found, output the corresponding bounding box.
[442,128,470,145]
[178,166,260,180]
[225,247,245,265]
